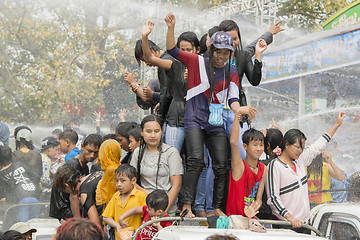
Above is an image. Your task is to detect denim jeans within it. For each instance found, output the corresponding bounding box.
[17,197,41,222]
[194,148,214,213]
[165,125,185,153]
[223,109,248,160]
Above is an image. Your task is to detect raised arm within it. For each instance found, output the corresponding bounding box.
[142,21,172,70]
[326,111,346,137]
[323,151,346,181]
[165,12,176,50]
[230,111,245,181]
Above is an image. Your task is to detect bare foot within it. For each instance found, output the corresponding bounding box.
[214,208,227,217]
[195,210,206,217]
[206,211,215,217]
[182,204,195,218]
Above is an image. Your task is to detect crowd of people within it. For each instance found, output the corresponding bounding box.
[0,12,357,239]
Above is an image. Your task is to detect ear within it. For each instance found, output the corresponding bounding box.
[243,143,248,151]
[81,143,84,149]
[196,46,200,54]
[131,177,137,184]
[157,209,164,215]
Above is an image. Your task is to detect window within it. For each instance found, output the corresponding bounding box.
[330,222,360,240]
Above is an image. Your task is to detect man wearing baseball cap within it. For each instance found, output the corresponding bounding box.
[40,136,60,200]
[9,222,37,240]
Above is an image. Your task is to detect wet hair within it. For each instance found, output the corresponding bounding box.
[208,26,219,38]
[129,126,141,142]
[206,234,239,240]
[218,20,243,50]
[279,129,307,151]
[137,115,163,187]
[115,122,137,142]
[102,133,117,141]
[55,218,105,240]
[0,146,12,168]
[134,39,161,64]
[176,31,200,49]
[242,128,264,145]
[14,126,34,150]
[199,33,208,55]
[53,165,81,194]
[59,130,78,145]
[83,133,103,148]
[115,164,137,180]
[307,154,325,180]
[146,190,169,212]
[52,128,63,138]
[3,230,25,240]
[264,128,283,156]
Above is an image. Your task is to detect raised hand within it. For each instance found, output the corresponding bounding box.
[237,106,259,121]
[255,39,267,54]
[336,111,346,126]
[269,20,285,35]
[142,21,155,38]
[164,12,176,28]
[322,151,332,163]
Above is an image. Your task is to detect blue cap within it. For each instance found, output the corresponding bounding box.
[210,31,234,52]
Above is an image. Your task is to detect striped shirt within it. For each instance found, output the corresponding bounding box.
[167,46,239,131]
[266,133,331,222]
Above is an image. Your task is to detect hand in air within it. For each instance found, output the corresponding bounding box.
[269,20,285,35]
[124,72,135,84]
[336,111,346,126]
[164,12,176,28]
[142,21,155,37]
[255,39,267,54]
[237,106,259,121]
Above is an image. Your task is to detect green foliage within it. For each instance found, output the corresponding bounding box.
[278,0,352,30]
[0,0,135,124]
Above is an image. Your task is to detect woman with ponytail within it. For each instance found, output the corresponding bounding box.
[130,115,183,214]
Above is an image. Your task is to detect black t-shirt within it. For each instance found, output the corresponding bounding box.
[0,161,40,203]
[65,157,89,176]
[12,149,42,186]
[79,171,103,215]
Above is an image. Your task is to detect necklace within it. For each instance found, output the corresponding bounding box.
[247,163,258,169]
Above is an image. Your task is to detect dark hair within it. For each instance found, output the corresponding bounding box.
[14,126,34,150]
[199,33,208,55]
[115,164,137,180]
[53,165,81,194]
[208,26,219,38]
[129,126,141,142]
[208,44,231,107]
[206,234,239,240]
[264,128,283,156]
[109,119,121,133]
[218,20,242,49]
[279,129,307,151]
[52,128,63,138]
[3,230,25,240]
[307,153,325,181]
[146,190,169,211]
[0,146,12,167]
[83,134,103,148]
[134,39,161,64]
[176,31,200,49]
[242,128,264,145]
[102,133,117,141]
[55,218,105,240]
[59,130,78,145]
[137,115,163,187]
[115,122,137,142]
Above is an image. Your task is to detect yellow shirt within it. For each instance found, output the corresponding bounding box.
[102,187,147,240]
[307,163,333,204]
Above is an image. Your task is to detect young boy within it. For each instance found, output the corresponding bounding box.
[59,129,81,162]
[102,164,147,240]
[119,190,172,240]
[226,111,267,218]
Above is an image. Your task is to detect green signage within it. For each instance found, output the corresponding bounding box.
[322,0,360,30]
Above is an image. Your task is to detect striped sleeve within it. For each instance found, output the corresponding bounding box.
[300,133,331,167]
[267,160,288,218]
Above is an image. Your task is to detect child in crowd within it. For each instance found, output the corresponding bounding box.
[129,126,141,153]
[102,164,147,240]
[59,130,81,162]
[227,112,267,217]
[119,190,172,240]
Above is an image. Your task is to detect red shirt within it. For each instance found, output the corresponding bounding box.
[226,160,265,216]
[136,206,172,240]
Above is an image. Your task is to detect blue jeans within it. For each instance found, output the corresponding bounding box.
[194,148,214,213]
[17,197,41,222]
[223,109,248,160]
[165,125,185,153]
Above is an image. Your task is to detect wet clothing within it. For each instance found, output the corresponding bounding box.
[65,157,89,176]
[167,46,239,131]
[136,205,172,240]
[0,161,40,203]
[266,133,331,222]
[102,188,147,240]
[79,171,104,216]
[307,163,333,204]
[227,160,265,216]
[12,149,42,186]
